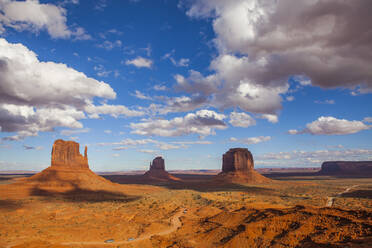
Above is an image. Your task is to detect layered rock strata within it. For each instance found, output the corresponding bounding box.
[216,148,270,183]
[51,139,88,169]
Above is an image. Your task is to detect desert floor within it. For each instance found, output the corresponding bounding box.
[0,172,371,248]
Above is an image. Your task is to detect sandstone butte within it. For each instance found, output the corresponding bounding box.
[51,139,89,169]
[319,161,372,176]
[20,139,117,191]
[215,148,271,183]
[143,156,181,181]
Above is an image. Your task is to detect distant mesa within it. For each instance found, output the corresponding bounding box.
[215,148,271,183]
[143,156,180,181]
[319,161,372,176]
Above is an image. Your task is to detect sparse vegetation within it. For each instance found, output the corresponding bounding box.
[0,173,371,247]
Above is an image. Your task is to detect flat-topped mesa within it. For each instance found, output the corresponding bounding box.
[51,139,88,169]
[320,161,372,175]
[150,156,165,171]
[222,148,254,173]
[216,148,270,183]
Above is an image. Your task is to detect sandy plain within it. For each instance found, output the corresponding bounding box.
[0,171,371,248]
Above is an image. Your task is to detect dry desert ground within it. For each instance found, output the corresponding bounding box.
[0,171,371,248]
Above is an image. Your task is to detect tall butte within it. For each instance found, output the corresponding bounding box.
[24,139,115,190]
[143,156,180,181]
[51,139,88,169]
[215,148,270,183]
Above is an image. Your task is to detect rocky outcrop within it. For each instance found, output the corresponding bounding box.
[319,161,372,176]
[23,139,116,190]
[51,139,88,169]
[150,157,165,171]
[216,148,270,183]
[222,148,254,173]
[144,156,180,181]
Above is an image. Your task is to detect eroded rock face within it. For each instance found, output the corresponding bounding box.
[150,156,165,171]
[144,156,180,181]
[222,148,254,173]
[216,148,270,183]
[51,139,88,169]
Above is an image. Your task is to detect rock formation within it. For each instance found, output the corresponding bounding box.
[51,139,88,169]
[143,156,180,181]
[319,161,372,176]
[23,139,116,190]
[222,148,254,173]
[150,156,165,170]
[215,148,270,183]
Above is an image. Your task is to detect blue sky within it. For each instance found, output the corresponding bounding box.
[1,0,372,171]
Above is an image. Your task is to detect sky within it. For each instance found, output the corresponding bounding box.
[0,0,372,172]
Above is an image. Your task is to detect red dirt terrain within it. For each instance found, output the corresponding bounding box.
[178,205,372,248]
[0,142,371,247]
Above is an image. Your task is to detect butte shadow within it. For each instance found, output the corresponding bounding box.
[104,156,182,185]
[0,140,158,202]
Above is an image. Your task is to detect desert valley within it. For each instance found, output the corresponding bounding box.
[0,140,371,248]
[1,0,372,247]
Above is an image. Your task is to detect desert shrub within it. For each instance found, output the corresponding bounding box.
[193,194,202,200]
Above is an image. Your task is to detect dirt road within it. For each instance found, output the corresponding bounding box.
[60,208,185,247]
[326,185,359,207]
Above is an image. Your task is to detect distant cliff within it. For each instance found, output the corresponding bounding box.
[319,161,372,175]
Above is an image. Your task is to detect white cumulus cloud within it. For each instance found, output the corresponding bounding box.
[363,117,372,123]
[230,136,271,145]
[186,0,372,92]
[175,0,372,120]
[229,112,256,128]
[259,114,278,123]
[132,90,152,100]
[125,56,153,68]
[0,38,142,140]
[130,109,227,137]
[256,148,372,167]
[289,116,371,135]
[0,0,90,39]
